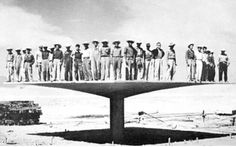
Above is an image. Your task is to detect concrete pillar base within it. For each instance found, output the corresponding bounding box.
[110,97,124,144]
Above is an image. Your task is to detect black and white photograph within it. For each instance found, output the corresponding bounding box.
[0,0,236,146]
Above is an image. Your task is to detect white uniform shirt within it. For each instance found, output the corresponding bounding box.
[35,50,42,63]
[195,51,203,60]
[218,54,229,63]
[202,53,208,62]
[82,49,91,58]
[49,53,53,61]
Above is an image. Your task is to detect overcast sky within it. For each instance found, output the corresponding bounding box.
[0,0,235,81]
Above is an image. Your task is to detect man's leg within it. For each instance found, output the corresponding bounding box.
[105,57,110,80]
[113,58,117,80]
[224,64,228,82]
[219,63,223,82]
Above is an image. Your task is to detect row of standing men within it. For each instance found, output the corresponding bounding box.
[6,40,229,82]
[5,40,175,82]
[186,43,230,82]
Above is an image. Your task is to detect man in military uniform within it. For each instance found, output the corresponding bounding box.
[201,46,208,81]
[148,43,159,80]
[185,43,196,82]
[6,49,15,82]
[73,44,84,81]
[48,47,54,81]
[208,50,216,82]
[100,40,111,81]
[154,42,165,81]
[52,44,63,81]
[35,46,43,81]
[111,41,122,80]
[124,40,136,80]
[41,46,50,81]
[20,49,26,82]
[135,42,145,80]
[195,46,203,82]
[14,49,23,82]
[82,43,92,81]
[91,40,101,80]
[166,43,177,81]
[24,48,35,82]
[218,49,230,82]
[144,43,152,80]
[64,46,73,81]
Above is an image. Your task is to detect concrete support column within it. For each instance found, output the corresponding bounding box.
[110,97,124,144]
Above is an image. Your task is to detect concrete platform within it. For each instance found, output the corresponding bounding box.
[8,81,211,144]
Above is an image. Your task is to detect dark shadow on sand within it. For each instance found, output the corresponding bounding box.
[32,127,230,145]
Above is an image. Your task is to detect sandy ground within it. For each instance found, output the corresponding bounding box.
[0,83,236,146]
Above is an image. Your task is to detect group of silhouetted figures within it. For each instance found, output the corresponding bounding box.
[5,40,230,83]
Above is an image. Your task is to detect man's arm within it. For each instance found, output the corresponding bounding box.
[31,55,35,66]
[185,50,189,66]
[226,55,230,66]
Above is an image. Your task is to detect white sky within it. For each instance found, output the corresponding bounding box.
[0,0,235,81]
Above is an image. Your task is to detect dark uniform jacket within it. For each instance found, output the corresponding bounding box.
[24,54,35,66]
[185,49,195,63]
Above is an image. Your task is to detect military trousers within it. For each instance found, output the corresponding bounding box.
[20,63,25,82]
[91,56,101,80]
[64,61,73,81]
[25,62,33,82]
[186,59,196,81]
[42,59,49,81]
[145,59,151,80]
[154,59,163,80]
[100,57,110,80]
[125,58,135,80]
[53,59,61,81]
[166,59,176,81]
[48,61,53,81]
[136,57,145,80]
[74,59,83,81]
[113,57,122,80]
[201,61,207,81]
[6,62,14,82]
[208,65,215,82]
[36,62,42,81]
[196,60,203,82]
[15,62,21,82]
[219,62,228,82]
[83,58,92,81]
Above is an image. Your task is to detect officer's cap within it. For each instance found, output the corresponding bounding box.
[221,48,226,51]
[54,44,62,48]
[169,42,175,47]
[146,43,151,47]
[127,40,134,43]
[113,41,120,45]
[83,43,89,46]
[206,50,211,54]
[92,40,99,44]
[26,48,32,51]
[188,43,194,48]
[6,48,13,51]
[15,49,21,52]
[156,42,161,46]
[101,40,108,44]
